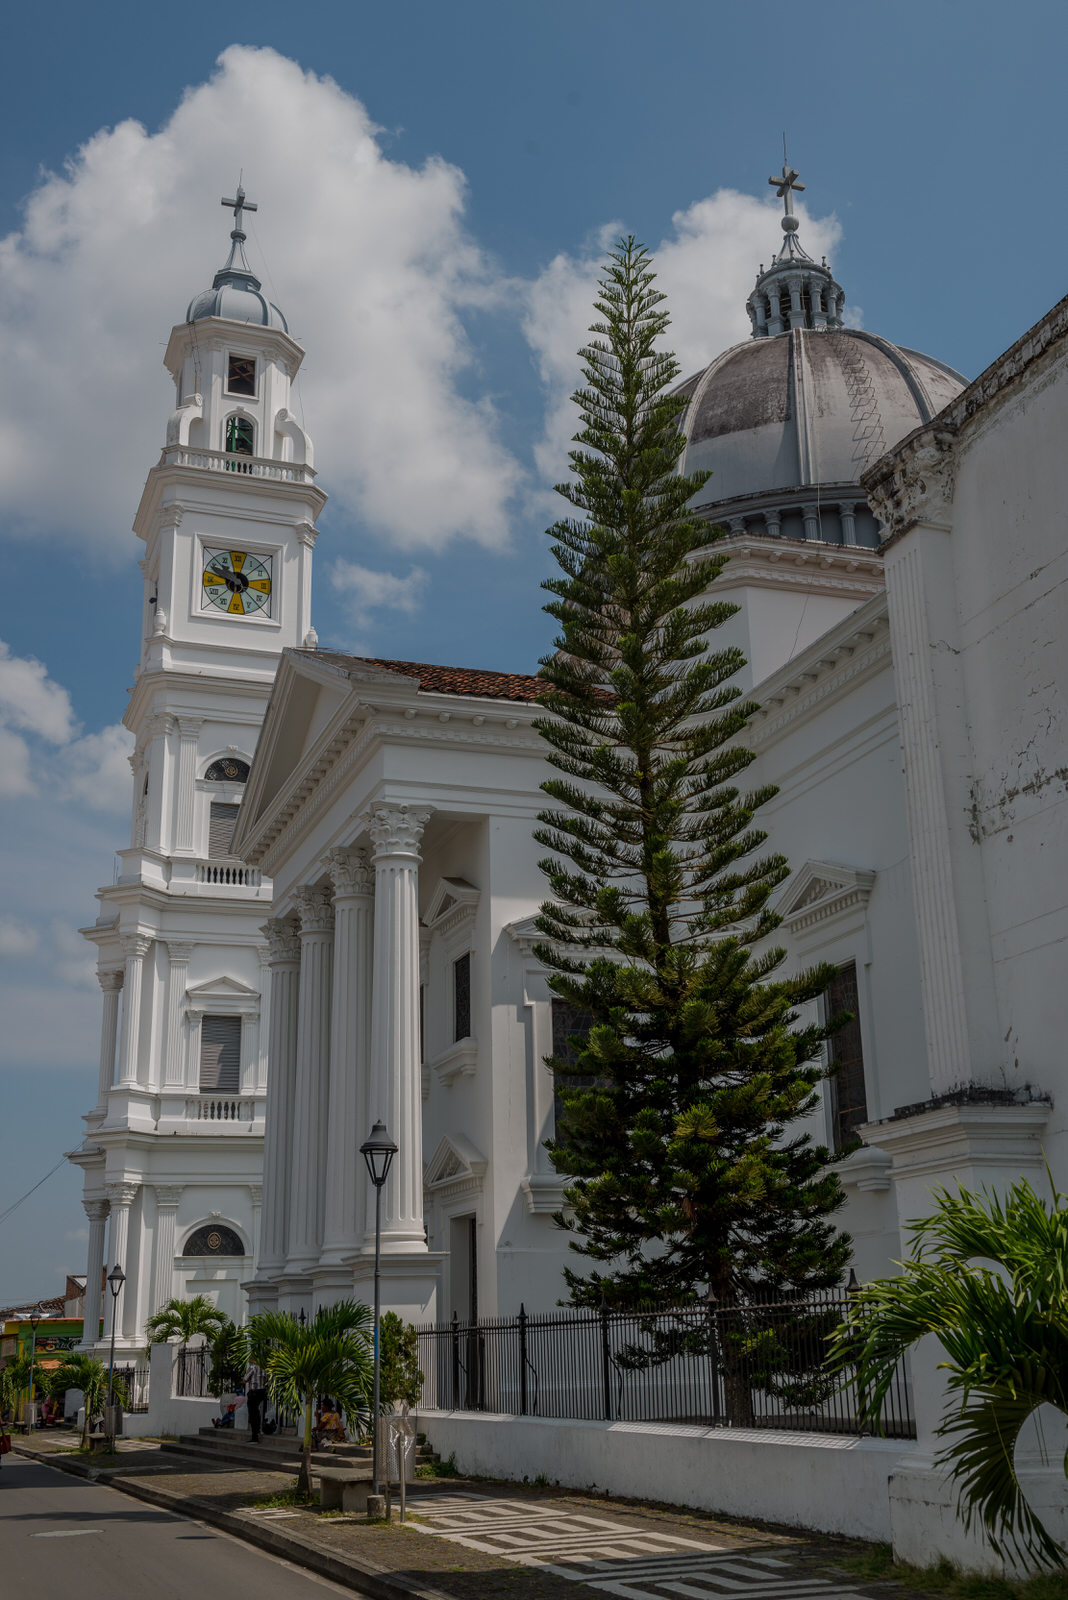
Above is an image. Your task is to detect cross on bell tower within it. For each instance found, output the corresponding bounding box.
[222,184,258,238]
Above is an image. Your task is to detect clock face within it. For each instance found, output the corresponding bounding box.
[201,548,272,617]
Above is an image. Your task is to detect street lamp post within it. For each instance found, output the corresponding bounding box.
[26,1304,43,1431]
[360,1120,397,1498]
[105,1263,126,1446]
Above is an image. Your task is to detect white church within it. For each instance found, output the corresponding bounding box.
[72,168,1068,1534]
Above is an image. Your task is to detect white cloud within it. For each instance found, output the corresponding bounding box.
[522,191,843,491]
[65,1228,89,1243]
[0,724,34,798]
[0,640,75,744]
[0,46,522,557]
[0,915,39,957]
[62,723,135,812]
[329,560,429,641]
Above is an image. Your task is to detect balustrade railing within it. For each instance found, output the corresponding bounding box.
[160,444,315,483]
[414,1291,914,1439]
[195,861,261,887]
[188,1096,256,1123]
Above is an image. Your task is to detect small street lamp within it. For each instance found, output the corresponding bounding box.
[105,1264,126,1446]
[360,1119,397,1498]
[26,1304,43,1431]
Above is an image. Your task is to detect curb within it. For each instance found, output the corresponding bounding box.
[14,1446,457,1600]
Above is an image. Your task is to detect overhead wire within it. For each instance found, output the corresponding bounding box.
[0,1156,70,1227]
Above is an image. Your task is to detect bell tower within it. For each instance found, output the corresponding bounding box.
[69,190,326,1353]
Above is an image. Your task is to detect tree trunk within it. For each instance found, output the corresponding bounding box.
[297,1398,312,1494]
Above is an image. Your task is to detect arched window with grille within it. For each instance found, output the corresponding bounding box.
[204,757,250,784]
[182,1223,245,1257]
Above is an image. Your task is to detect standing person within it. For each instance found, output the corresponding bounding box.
[244,1358,268,1443]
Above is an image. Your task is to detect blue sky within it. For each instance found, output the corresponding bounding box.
[1,0,1065,1304]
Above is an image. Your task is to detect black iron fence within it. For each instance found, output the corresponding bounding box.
[175,1344,209,1397]
[111,1362,150,1413]
[414,1292,914,1439]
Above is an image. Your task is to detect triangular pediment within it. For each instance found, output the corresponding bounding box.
[186,975,260,1000]
[425,876,479,932]
[778,861,875,924]
[424,1132,488,1188]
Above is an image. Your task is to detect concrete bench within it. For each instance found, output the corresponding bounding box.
[86,1432,109,1453]
[315,1465,374,1512]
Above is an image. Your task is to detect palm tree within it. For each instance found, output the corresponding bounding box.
[1,1353,33,1425]
[144,1294,228,1348]
[50,1354,114,1447]
[828,1176,1068,1570]
[249,1301,373,1493]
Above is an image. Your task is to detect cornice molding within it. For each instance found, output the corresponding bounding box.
[748,598,892,749]
[709,534,884,602]
[430,1036,478,1086]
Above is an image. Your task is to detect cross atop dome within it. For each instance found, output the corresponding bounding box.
[210,178,262,297]
[769,164,805,234]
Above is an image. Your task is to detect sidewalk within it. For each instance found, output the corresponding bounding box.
[13,1435,924,1600]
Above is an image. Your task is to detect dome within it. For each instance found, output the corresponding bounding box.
[678,328,965,508]
[186,281,288,332]
[185,185,288,333]
[676,164,967,548]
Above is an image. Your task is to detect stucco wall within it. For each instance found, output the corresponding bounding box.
[419,1409,912,1542]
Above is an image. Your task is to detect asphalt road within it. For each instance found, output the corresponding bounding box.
[1,1454,348,1599]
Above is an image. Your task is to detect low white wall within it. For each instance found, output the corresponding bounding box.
[419,1409,912,1543]
[145,1341,228,1438]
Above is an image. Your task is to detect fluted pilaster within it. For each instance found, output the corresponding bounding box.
[162,943,193,1089]
[151,1186,182,1316]
[103,1181,138,1340]
[285,889,334,1276]
[363,803,432,1253]
[319,848,375,1277]
[258,918,301,1278]
[95,971,123,1114]
[116,935,151,1086]
[81,1198,109,1346]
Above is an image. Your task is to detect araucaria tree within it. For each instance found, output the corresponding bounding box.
[534,239,850,1309]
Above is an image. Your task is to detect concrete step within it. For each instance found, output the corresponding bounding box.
[161,1428,438,1476]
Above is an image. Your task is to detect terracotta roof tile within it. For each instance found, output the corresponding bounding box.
[309,652,545,704]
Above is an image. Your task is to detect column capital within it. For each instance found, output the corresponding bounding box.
[361,802,433,861]
[248,1184,263,1206]
[166,941,195,964]
[295,885,335,935]
[153,1185,183,1209]
[98,968,124,994]
[177,716,204,738]
[84,1196,110,1223]
[147,712,175,738]
[327,846,374,897]
[105,1180,140,1208]
[120,933,152,961]
[863,424,957,544]
[260,917,301,963]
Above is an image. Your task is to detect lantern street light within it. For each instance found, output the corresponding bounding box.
[27,1303,43,1430]
[105,1263,126,1446]
[360,1120,397,1498]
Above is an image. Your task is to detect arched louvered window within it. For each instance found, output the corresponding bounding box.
[183,1224,245,1257]
[199,1013,241,1092]
[205,757,250,784]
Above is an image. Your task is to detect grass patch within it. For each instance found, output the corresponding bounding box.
[417,1452,461,1479]
[833,1544,1068,1599]
[243,1482,319,1509]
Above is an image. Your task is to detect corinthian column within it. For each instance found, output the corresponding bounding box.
[151,1187,182,1317]
[116,935,151,1086]
[362,803,432,1252]
[317,849,375,1287]
[103,1181,139,1341]
[94,971,124,1114]
[80,1197,109,1347]
[257,917,301,1280]
[284,889,334,1279]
